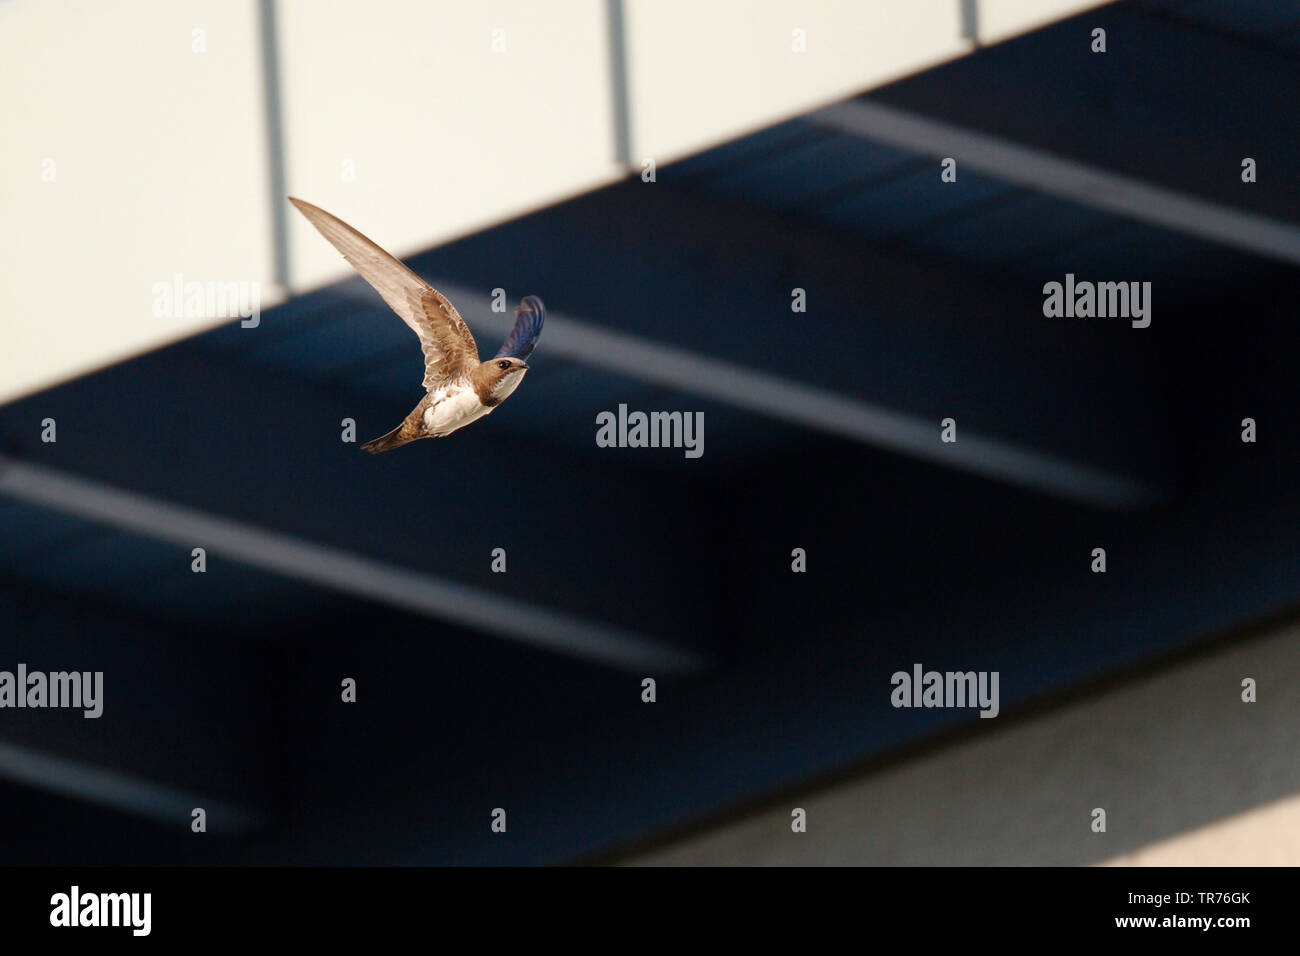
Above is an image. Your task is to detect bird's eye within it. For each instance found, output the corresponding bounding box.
[497,360,511,370]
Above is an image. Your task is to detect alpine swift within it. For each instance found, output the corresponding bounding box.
[289,197,545,453]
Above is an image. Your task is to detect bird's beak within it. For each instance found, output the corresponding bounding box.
[519,363,531,371]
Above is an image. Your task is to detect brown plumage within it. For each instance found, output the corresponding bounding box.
[360,400,428,453]
[289,198,540,453]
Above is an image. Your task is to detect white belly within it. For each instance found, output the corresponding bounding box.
[423,383,491,437]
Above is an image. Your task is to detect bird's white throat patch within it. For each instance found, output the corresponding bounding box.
[490,369,527,403]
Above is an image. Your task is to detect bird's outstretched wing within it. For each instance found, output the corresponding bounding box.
[494,295,545,361]
[289,197,479,389]
[410,289,481,388]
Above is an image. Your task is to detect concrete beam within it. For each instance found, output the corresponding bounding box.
[816,98,1300,265]
[0,458,706,675]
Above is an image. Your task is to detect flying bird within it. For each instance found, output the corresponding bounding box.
[288,197,545,453]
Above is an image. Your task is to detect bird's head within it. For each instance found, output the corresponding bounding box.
[489,356,530,378]
[476,355,530,403]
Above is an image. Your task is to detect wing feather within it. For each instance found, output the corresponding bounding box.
[494,295,545,361]
[289,197,479,388]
